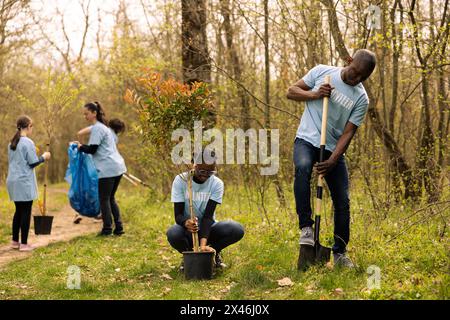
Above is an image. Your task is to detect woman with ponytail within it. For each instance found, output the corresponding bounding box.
[74,102,127,236]
[6,115,51,251]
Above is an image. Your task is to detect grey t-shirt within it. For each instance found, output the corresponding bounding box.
[89,121,126,178]
[6,137,39,202]
[295,64,369,151]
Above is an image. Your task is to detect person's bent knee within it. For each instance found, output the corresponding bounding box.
[166,224,184,243]
[222,220,245,242]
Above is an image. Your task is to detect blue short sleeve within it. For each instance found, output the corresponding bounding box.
[210,179,224,204]
[302,65,323,89]
[171,175,186,203]
[348,95,369,127]
[25,140,39,165]
[89,125,103,145]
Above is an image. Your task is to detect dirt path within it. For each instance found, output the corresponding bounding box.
[0,187,101,269]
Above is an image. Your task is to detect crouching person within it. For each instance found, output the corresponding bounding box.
[166,155,244,270]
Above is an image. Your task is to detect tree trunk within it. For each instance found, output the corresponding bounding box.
[181,0,211,84]
[181,0,213,125]
[220,0,250,130]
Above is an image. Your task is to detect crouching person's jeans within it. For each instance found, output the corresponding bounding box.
[166,220,245,253]
[293,138,350,254]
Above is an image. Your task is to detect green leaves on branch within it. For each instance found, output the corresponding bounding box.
[16,70,84,140]
[125,71,214,148]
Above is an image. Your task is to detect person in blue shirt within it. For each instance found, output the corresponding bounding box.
[287,49,376,268]
[6,115,51,251]
[167,151,244,270]
[73,118,126,224]
[74,102,127,236]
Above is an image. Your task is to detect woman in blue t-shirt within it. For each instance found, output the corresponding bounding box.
[7,115,51,251]
[74,102,127,236]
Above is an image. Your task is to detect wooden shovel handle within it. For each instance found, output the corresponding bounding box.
[43,142,50,216]
[318,75,331,187]
[316,75,331,218]
[187,170,199,252]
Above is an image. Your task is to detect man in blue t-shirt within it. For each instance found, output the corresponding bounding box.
[287,49,376,268]
[166,151,244,270]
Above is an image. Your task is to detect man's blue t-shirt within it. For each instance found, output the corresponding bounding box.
[295,64,369,151]
[171,172,224,223]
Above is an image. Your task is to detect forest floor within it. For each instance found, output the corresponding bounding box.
[0,182,448,300]
[0,186,100,269]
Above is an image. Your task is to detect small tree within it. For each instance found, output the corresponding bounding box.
[125,70,214,156]
[18,70,83,215]
[125,70,214,193]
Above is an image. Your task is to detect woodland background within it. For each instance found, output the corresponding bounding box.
[0,0,448,211]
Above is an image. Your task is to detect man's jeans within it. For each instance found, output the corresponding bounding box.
[293,138,350,254]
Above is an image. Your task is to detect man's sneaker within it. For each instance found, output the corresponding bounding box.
[19,244,35,252]
[333,252,354,269]
[10,241,20,250]
[299,227,314,246]
[214,253,227,269]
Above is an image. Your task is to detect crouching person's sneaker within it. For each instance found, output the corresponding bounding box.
[333,252,354,269]
[214,253,227,269]
[19,244,35,252]
[299,227,314,246]
[179,260,185,272]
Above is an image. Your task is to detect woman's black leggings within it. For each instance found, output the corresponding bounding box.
[98,175,123,233]
[12,201,33,244]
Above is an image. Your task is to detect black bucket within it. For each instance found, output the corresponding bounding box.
[183,251,215,280]
[34,215,54,235]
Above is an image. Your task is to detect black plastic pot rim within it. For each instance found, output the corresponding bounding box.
[182,251,215,255]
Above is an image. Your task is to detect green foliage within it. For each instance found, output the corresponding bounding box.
[15,70,84,140]
[125,71,214,150]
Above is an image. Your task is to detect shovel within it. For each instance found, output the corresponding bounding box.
[298,75,332,270]
[182,170,214,280]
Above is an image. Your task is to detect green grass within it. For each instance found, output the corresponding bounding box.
[0,182,448,300]
[0,182,68,245]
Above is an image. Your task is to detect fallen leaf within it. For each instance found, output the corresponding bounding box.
[277,277,294,287]
[161,273,173,280]
[334,288,344,295]
[306,284,316,290]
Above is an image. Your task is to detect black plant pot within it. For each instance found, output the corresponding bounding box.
[34,215,54,235]
[183,251,215,280]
